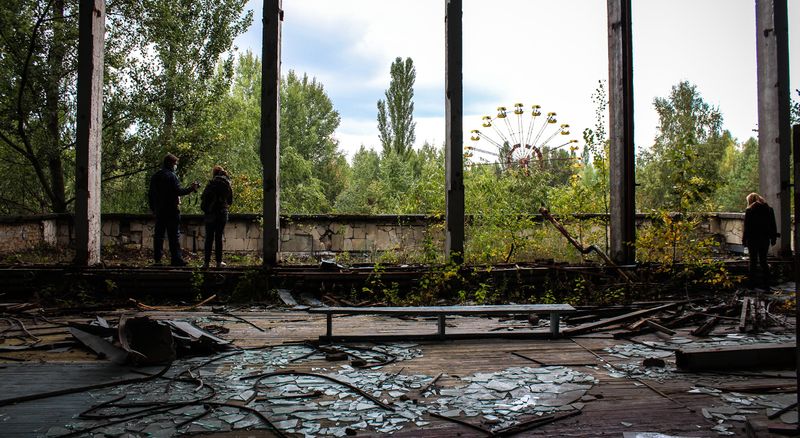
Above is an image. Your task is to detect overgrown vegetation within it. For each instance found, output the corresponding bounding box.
[3,2,794,304]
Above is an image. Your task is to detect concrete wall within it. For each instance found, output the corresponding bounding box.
[12,214,439,261]
[0,212,775,260]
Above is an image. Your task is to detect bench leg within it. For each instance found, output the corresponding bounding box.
[550,313,560,336]
[438,315,446,338]
[326,314,333,338]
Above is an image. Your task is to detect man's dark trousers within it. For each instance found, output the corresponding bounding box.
[154,212,182,264]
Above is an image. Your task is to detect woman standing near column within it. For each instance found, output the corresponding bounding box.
[742,192,778,288]
[200,166,233,268]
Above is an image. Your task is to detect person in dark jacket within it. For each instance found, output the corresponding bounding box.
[148,153,199,266]
[742,192,778,287]
[200,165,233,269]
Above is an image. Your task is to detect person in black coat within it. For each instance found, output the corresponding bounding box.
[742,192,778,287]
[200,166,234,269]
[148,153,199,266]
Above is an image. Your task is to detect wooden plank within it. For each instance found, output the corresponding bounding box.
[644,319,676,336]
[320,331,560,343]
[562,302,683,336]
[690,316,719,337]
[676,343,796,371]
[308,304,575,316]
[739,297,750,332]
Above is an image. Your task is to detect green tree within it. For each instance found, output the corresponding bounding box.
[121,0,252,177]
[377,57,416,157]
[180,55,345,214]
[0,0,79,213]
[792,89,799,125]
[713,137,759,211]
[0,0,252,214]
[399,143,445,214]
[334,146,381,214]
[637,81,725,211]
[281,70,346,207]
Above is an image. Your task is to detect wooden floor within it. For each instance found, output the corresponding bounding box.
[0,309,796,437]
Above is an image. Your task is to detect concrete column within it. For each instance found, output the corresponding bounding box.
[756,0,791,257]
[261,0,282,265]
[445,0,464,264]
[74,0,105,266]
[607,0,636,265]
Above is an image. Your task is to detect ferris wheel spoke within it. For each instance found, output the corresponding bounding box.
[465,102,576,173]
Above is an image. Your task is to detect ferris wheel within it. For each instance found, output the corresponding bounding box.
[464,103,579,171]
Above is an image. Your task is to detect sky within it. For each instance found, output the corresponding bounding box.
[232,0,800,161]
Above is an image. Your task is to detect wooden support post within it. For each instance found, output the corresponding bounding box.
[326,314,332,338]
[607,0,636,265]
[550,313,560,336]
[438,315,446,338]
[74,0,105,266]
[261,0,282,266]
[756,0,791,257]
[445,0,464,264]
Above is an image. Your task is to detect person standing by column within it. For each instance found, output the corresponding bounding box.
[742,192,778,288]
[148,153,199,266]
[200,165,233,269]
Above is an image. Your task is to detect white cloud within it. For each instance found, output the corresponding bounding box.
[238,0,800,160]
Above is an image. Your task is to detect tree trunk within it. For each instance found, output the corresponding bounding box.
[45,0,67,212]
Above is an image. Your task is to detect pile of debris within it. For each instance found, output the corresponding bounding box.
[68,315,232,365]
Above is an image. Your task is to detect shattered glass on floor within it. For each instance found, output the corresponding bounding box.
[598,330,797,436]
[41,345,596,437]
[692,386,798,435]
[602,333,796,381]
[425,366,596,432]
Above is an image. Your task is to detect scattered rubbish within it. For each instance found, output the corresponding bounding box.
[128,295,216,312]
[68,327,128,364]
[642,357,666,368]
[278,289,298,307]
[118,315,176,364]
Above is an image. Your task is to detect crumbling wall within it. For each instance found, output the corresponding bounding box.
[0,213,763,259]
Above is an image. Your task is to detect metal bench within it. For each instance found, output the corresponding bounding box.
[307,304,576,342]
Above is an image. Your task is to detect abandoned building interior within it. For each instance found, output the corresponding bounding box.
[1,0,800,437]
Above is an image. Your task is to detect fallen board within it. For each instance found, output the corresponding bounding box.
[675,342,796,371]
